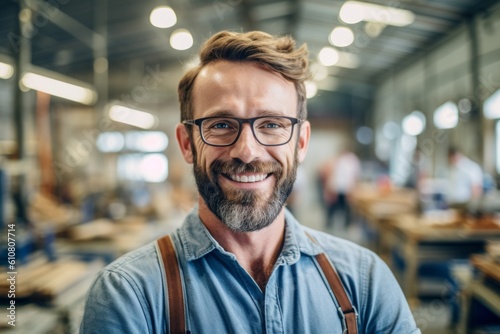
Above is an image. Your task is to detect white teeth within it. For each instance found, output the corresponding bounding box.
[229,174,267,183]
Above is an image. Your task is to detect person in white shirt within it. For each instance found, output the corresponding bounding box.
[447,146,483,206]
[322,149,361,228]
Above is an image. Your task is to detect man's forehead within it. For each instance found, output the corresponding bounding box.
[190,60,297,117]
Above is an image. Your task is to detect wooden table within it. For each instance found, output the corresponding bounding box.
[459,255,500,333]
[388,215,500,301]
[350,186,418,255]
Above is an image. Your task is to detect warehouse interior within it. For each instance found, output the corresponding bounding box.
[1,0,500,333]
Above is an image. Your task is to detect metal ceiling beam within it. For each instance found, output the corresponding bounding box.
[23,0,104,49]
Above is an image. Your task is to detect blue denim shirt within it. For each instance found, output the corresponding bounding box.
[80,208,420,333]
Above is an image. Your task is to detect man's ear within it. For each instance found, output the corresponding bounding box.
[297,121,310,163]
[176,123,194,164]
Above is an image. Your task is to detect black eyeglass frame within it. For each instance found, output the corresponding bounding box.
[182,115,305,147]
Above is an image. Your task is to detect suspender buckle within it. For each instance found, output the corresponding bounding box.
[338,306,358,334]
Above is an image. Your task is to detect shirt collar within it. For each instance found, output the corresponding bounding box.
[178,206,323,263]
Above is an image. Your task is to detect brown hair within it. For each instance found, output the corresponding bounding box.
[178,31,310,128]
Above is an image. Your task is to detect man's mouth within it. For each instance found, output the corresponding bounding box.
[226,173,269,183]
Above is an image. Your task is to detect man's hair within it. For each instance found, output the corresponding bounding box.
[178,31,310,129]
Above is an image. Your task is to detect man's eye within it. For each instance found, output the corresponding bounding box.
[212,122,230,129]
[260,121,284,129]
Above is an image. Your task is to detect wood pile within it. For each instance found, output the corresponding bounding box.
[0,258,89,301]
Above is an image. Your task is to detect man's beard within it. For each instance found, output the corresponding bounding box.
[193,154,298,233]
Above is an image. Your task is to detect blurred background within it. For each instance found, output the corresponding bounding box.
[1,0,500,333]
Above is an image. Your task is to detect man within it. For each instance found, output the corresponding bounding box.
[80,31,420,333]
[447,146,483,207]
[322,148,361,229]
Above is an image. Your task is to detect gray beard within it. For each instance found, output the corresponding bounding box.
[193,157,297,233]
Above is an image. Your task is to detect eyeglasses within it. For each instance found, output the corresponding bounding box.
[183,116,304,147]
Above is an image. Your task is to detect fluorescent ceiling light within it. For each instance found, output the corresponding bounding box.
[21,72,97,105]
[329,27,354,47]
[305,81,317,99]
[340,1,415,27]
[117,153,168,183]
[170,29,193,51]
[434,101,458,129]
[356,126,373,145]
[140,154,169,183]
[150,6,177,28]
[109,105,156,129]
[318,47,359,69]
[402,111,425,136]
[484,88,500,119]
[125,131,168,152]
[318,47,339,66]
[97,132,125,153]
[0,62,14,79]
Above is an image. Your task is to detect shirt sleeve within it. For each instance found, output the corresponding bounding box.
[360,252,421,334]
[80,269,153,334]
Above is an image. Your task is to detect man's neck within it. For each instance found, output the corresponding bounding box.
[198,199,286,291]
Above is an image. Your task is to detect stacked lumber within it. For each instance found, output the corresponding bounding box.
[29,192,81,229]
[0,259,89,300]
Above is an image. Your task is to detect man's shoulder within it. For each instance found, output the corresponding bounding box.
[101,241,162,281]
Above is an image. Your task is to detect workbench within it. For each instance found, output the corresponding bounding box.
[350,185,418,256]
[459,255,500,333]
[389,215,500,301]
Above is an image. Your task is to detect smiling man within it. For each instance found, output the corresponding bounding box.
[80,31,420,334]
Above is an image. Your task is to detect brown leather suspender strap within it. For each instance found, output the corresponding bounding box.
[307,233,358,334]
[157,235,186,334]
[315,252,358,334]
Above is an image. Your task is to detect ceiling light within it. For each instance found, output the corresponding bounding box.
[150,6,177,28]
[434,101,458,129]
[305,81,317,99]
[125,131,168,152]
[109,105,156,129]
[0,62,14,79]
[356,126,373,145]
[402,111,425,136]
[170,29,193,51]
[318,47,339,67]
[97,132,125,153]
[484,89,500,119]
[329,27,354,47]
[340,1,415,27]
[339,2,364,24]
[21,72,97,105]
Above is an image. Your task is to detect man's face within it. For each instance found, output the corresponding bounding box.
[176,61,310,232]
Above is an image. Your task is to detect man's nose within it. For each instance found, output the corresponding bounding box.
[229,124,261,163]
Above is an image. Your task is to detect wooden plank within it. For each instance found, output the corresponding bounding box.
[471,255,500,283]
